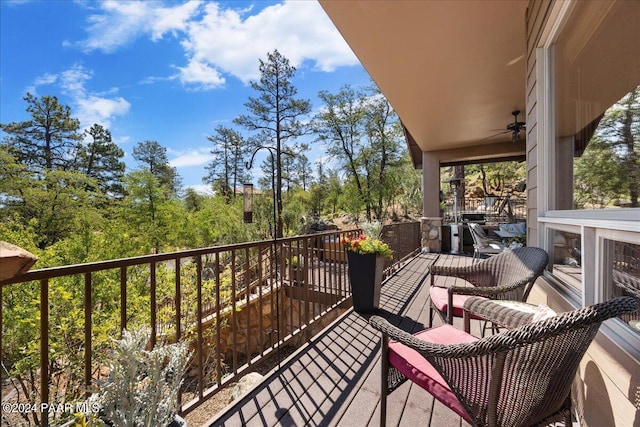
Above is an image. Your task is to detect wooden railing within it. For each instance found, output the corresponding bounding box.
[0,226,420,426]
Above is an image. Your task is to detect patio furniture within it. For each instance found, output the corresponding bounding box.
[468,222,505,261]
[612,269,640,331]
[369,296,638,427]
[428,246,549,326]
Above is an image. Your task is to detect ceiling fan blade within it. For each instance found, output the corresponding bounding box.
[479,130,509,141]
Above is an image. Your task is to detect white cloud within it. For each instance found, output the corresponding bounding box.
[76,0,202,53]
[139,75,177,85]
[74,1,358,89]
[34,73,58,86]
[151,1,203,41]
[180,1,358,84]
[60,64,93,96]
[75,95,131,130]
[169,147,214,168]
[185,184,214,195]
[27,64,131,131]
[175,60,225,91]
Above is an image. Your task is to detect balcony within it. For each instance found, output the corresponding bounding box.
[3,223,444,426]
[206,251,473,427]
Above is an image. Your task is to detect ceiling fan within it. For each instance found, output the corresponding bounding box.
[484,110,526,142]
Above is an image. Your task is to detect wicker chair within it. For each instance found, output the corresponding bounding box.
[369,296,638,427]
[429,246,549,326]
[612,269,640,328]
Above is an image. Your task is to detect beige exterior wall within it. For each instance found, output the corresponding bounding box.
[525,0,553,247]
[526,1,638,425]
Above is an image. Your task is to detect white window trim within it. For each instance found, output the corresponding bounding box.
[534,0,640,355]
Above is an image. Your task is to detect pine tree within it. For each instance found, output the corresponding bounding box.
[132,140,181,197]
[203,126,250,201]
[0,93,82,172]
[78,124,126,198]
[234,50,311,237]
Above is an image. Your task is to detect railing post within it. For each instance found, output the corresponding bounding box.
[214,252,222,388]
[120,266,127,334]
[40,279,49,427]
[175,257,181,342]
[84,272,92,398]
[150,261,157,347]
[244,247,250,362]
[196,255,204,399]
[230,251,238,374]
[303,239,310,340]
[0,284,3,404]
[256,246,264,356]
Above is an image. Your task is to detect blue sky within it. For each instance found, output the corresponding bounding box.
[0,0,371,192]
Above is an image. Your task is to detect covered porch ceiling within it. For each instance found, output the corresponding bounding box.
[319,0,529,167]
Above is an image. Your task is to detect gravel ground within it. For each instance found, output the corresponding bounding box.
[184,346,297,426]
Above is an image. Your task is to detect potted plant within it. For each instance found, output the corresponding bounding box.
[287,255,304,286]
[79,329,190,427]
[342,222,393,312]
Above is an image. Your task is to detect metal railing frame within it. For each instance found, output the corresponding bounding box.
[0,224,420,426]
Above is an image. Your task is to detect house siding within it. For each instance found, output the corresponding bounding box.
[525,0,553,247]
[526,2,639,426]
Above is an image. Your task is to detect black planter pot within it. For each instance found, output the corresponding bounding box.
[346,251,384,313]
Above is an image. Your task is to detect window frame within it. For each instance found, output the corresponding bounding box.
[535,0,640,356]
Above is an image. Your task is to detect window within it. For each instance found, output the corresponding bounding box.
[537,0,640,359]
[605,240,640,335]
[548,229,582,292]
[553,1,640,212]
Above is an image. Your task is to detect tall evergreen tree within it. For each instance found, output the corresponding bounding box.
[203,126,250,201]
[123,170,184,254]
[77,124,126,198]
[294,154,314,191]
[234,50,311,238]
[0,146,103,248]
[132,140,181,197]
[0,93,82,172]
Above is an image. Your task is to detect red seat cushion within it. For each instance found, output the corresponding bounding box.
[430,286,487,319]
[388,324,478,421]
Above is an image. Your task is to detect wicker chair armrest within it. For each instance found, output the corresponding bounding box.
[430,264,471,279]
[430,265,499,288]
[369,316,476,358]
[463,297,535,329]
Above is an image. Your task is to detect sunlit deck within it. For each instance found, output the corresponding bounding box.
[206,253,475,427]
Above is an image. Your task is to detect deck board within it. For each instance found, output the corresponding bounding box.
[206,253,475,427]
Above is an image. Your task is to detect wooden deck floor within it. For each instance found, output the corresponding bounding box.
[206,253,475,427]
